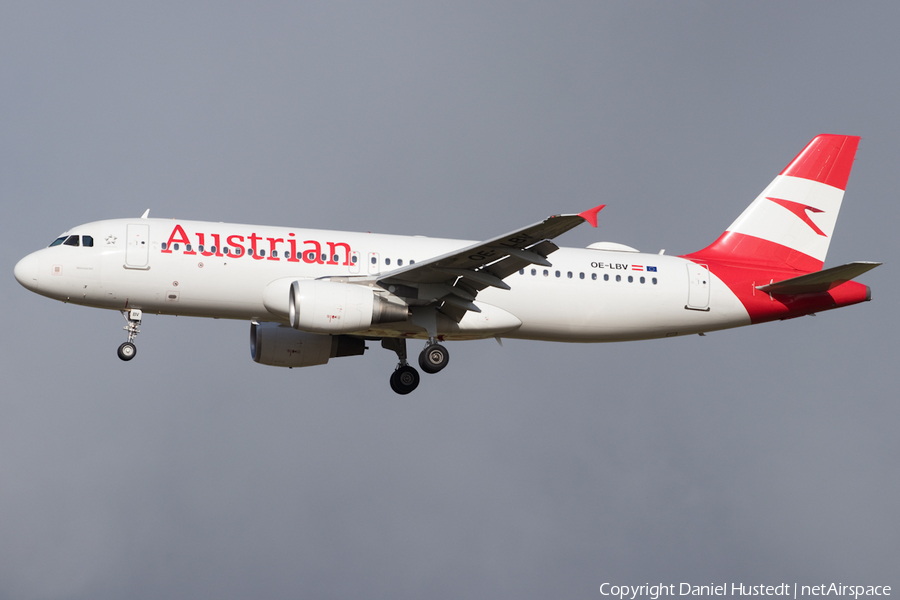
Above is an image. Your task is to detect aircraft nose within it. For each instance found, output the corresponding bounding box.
[14,252,41,292]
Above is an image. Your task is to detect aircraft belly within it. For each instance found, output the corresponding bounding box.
[360,301,522,340]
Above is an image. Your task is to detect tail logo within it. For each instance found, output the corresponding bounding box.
[766,197,827,237]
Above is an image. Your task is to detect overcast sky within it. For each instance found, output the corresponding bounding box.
[1,2,898,599]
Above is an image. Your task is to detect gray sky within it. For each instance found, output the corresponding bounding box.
[1,2,897,598]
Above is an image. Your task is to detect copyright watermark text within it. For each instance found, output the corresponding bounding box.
[599,584,891,600]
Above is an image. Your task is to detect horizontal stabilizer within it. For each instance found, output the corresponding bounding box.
[756,261,881,294]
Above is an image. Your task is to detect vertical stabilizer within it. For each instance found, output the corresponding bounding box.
[688,135,859,272]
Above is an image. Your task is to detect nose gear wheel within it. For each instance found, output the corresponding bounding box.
[117,342,137,361]
[118,309,142,362]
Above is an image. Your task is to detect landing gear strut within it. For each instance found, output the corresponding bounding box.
[418,339,449,374]
[118,309,142,362]
[382,338,419,395]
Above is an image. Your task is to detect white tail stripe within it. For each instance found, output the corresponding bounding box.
[725,175,845,263]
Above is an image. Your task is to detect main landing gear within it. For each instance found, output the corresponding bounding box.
[418,340,449,374]
[117,309,142,361]
[390,365,420,395]
[382,337,450,395]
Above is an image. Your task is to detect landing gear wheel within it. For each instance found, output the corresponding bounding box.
[418,343,449,374]
[390,365,420,395]
[117,342,137,361]
[118,309,142,362]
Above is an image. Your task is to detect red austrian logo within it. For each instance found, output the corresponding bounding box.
[160,224,354,265]
[766,197,827,237]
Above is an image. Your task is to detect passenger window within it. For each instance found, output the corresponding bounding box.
[185,244,192,252]
[63,235,79,247]
[628,275,633,283]
[567,271,573,279]
[397,259,403,266]
[210,246,217,254]
[351,255,358,263]
[173,243,180,251]
[385,258,391,265]
[652,277,658,285]
[519,269,524,275]
[224,247,230,254]
[321,254,327,262]
[531,268,536,276]
[198,245,204,252]
[592,273,597,281]
[543,269,549,277]
[555,271,560,278]
[161,242,168,250]
[410,260,415,264]
[640,276,645,284]
[579,272,584,279]
[616,275,621,282]
[604,274,609,281]
[259,249,266,257]
[49,236,67,247]
[82,236,93,247]
[249,248,254,256]
[371,256,376,264]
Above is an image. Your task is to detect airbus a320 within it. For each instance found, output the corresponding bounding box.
[14,135,879,394]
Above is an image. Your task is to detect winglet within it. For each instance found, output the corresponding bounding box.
[140,209,150,219]
[578,205,605,228]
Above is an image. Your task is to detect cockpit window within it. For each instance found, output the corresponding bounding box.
[49,235,93,247]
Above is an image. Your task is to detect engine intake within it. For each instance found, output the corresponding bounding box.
[289,280,408,333]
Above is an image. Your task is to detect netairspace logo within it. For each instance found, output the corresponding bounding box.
[599,584,892,600]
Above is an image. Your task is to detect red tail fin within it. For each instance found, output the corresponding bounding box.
[687,135,859,273]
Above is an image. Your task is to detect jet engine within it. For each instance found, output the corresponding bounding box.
[250,321,365,368]
[289,280,408,334]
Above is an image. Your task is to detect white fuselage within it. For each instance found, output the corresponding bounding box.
[15,217,752,342]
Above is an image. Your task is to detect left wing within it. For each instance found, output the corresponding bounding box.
[375,205,604,321]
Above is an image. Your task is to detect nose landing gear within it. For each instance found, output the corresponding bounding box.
[118,309,142,362]
[117,342,136,361]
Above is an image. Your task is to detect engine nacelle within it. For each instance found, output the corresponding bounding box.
[289,280,408,333]
[250,321,365,368]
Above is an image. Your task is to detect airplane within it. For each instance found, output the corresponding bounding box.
[14,134,879,394]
